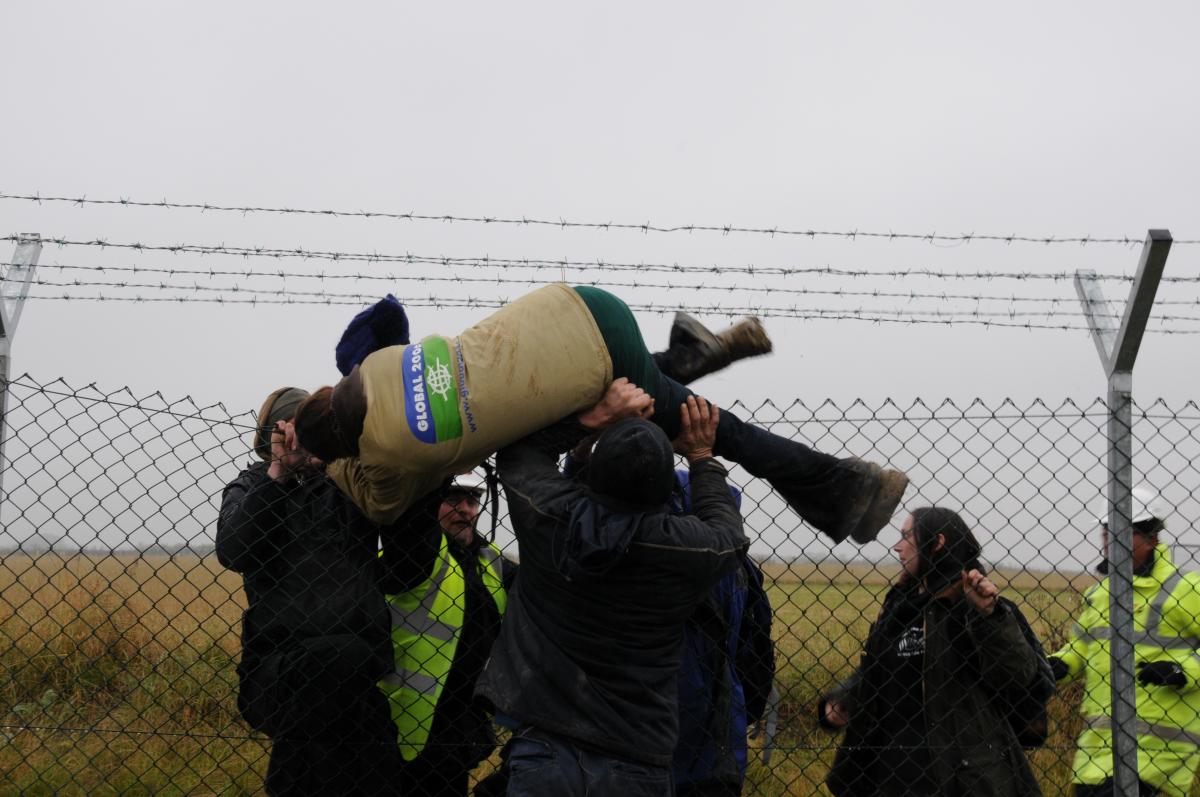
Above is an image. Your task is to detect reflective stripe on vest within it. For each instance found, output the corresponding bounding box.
[380,534,507,760]
[389,550,458,643]
[1076,572,1200,649]
[1086,715,1200,748]
[382,534,465,760]
[479,542,508,616]
[1074,624,1200,650]
[479,543,503,578]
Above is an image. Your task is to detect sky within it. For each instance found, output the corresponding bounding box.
[3,2,1199,565]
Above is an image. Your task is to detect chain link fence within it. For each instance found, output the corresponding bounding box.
[2,373,1200,796]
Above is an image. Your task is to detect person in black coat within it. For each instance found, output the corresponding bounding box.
[475,388,749,797]
[216,387,405,796]
[818,507,1049,797]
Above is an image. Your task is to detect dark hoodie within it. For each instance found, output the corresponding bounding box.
[476,421,747,767]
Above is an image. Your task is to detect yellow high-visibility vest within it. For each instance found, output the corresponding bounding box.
[379,535,507,761]
[1055,545,1200,797]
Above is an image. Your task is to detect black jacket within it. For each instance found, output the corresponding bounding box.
[824,582,1044,797]
[216,462,396,696]
[475,422,748,767]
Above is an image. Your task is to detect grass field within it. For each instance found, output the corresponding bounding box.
[0,553,1159,795]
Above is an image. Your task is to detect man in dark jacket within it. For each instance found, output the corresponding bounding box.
[216,387,404,796]
[476,388,748,797]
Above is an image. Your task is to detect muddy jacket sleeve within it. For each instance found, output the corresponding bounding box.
[329,456,438,526]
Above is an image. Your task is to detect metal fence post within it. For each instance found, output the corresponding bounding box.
[0,232,42,499]
[1075,229,1172,796]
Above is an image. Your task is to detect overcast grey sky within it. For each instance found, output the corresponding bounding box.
[3,2,1199,563]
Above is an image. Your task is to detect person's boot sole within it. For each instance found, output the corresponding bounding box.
[670,311,720,350]
[848,469,910,544]
[717,316,773,360]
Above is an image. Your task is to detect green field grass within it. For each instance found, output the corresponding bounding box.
[0,554,1169,795]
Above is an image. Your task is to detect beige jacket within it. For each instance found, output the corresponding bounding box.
[329,284,613,523]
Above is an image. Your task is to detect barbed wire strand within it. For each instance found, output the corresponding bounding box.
[9,235,1200,283]
[3,192,1196,245]
[31,261,1200,305]
[30,266,1200,306]
[22,291,1200,333]
[28,277,1200,325]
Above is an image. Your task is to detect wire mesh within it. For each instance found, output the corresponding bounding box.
[2,374,1200,795]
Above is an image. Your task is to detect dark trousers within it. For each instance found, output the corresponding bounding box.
[395,753,470,797]
[654,372,862,538]
[506,728,672,797]
[574,284,863,540]
[1074,779,1160,797]
[239,636,404,797]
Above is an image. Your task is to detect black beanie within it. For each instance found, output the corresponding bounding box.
[587,418,675,509]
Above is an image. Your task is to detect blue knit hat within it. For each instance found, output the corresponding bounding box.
[335,294,411,376]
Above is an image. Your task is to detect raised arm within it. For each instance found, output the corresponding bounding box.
[216,461,286,573]
[676,397,742,542]
[963,573,1041,696]
[498,377,653,516]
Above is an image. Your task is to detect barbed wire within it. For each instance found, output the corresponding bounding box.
[28,277,1200,325]
[30,265,1200,307]
[3,192,1195,245]
[9,235,1200,284]
[23,291,1200,332]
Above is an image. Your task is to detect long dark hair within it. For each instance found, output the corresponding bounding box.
[910,506,984,595]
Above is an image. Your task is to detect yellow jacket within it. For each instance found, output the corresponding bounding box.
[380,535,507,760]
[1055,544,1200,797]
[330,284,612,524]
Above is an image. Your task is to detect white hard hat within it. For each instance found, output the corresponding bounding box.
[446,469,487,500]
[1095,486,1171,527]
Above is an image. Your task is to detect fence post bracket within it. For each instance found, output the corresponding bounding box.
[1073,228,1171,796]
[0,232,42,500]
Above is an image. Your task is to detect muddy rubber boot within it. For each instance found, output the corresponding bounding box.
[837,458,910,544]
[653,312,773,385]
[715,314,772,362]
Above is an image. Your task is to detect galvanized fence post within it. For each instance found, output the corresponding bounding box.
[1075,229,1172,795]
[0,233,41,500]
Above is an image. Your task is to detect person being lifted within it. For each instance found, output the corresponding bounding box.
[295,285,906,549]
